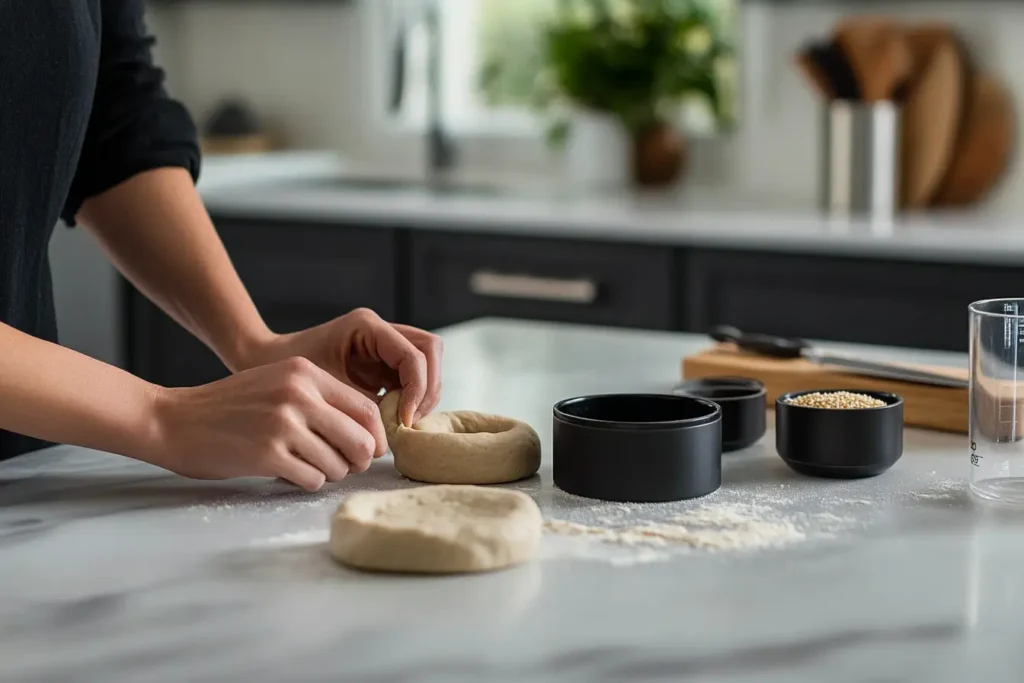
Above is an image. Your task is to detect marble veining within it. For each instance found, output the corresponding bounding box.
[1,319,1022,682]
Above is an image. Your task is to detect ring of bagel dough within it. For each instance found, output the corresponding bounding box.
[380,391,541,485]
[329,485,543,574]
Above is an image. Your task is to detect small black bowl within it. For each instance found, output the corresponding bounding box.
[552,393,722,503]
[775,389,904,479]
[674,377,766,452]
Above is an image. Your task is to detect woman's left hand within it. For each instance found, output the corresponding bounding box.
[247,308,443,429]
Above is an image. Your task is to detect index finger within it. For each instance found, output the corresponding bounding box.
[393,324,443,423]
[363,320,428,427]
[307,364,389,458]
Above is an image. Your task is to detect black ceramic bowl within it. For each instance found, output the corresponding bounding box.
[775,389,904,479]
[552,393,722,502]
[674,377,766,452]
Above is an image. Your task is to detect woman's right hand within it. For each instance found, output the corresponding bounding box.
[149,357,388,491]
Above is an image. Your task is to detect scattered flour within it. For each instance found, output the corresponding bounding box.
[541,469,971,563]
[544,501,808,553]
[670,502,772,527]
[540,534,672,566]
[184,474,403,518]
[250,529,329,548]
[208,463,970,570]
[813,511,853,526]
[903,479,966,501]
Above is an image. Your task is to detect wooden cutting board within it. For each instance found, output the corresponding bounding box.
[900,26,967,209]
[933,72,1016,206]
[682,344,968,434]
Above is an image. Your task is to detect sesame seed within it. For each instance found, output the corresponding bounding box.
[784,391,886,409]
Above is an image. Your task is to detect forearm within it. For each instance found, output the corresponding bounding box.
[0,322,163,461]
[77,167,274,372]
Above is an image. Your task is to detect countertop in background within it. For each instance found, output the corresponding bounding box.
[0,318,1019,683]
[196,151,1024,267]
[197,150,348,192]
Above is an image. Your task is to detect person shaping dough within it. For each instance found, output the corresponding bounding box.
[0,1,443,492]
[380,391,542,485]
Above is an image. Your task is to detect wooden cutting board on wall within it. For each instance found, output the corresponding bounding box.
[682,344,968,434]
[900,27,968,209]
[933,72,1017,206]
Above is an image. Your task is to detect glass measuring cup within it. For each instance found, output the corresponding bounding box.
[969,299,1024,504]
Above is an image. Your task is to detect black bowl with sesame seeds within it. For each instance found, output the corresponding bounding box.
[775,389,904,479]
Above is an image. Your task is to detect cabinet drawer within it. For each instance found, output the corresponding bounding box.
[410,232,675,330]
[683,249,1024,352]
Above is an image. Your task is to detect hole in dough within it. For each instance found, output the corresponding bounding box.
[380,391,541,485]
[413,412,517,435]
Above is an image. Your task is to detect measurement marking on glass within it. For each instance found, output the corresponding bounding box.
[971,441,982,467]
[1006,302,1018,347]
[1007,302,1020,443]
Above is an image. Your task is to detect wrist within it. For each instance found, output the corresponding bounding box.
[223,325,282,373]
[131,384,181,470]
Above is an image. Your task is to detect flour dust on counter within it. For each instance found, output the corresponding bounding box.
[184,460,418,524]
[251,529,329,548]
[535,458,973,567]
[233,460,970,573]
[898,476,968,506]
[541,499,814,556]
[169,439,974,577]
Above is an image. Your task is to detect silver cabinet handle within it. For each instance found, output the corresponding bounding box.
[467,271,598,305]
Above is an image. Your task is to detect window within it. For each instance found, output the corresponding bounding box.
[385,0,738,139]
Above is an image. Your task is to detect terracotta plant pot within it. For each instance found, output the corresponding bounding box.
[632,122,686,188]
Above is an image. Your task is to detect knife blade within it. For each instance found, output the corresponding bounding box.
[709,325,968,389]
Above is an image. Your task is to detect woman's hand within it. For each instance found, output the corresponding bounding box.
[246,309,443,428]
[150,357,388,491]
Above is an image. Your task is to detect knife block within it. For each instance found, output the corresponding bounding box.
[682,343,968,434]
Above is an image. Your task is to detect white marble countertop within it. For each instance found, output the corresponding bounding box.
[194,152,1024,267]
[1,319,1020,682]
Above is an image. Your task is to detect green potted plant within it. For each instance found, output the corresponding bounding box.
[482,0,735,189]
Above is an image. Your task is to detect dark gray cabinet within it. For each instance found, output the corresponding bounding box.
[681,250,1024,351]
[125,218,398,387]
[409,231,676,330]
[219,220,399,331]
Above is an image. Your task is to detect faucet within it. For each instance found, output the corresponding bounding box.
[390,0,458,184]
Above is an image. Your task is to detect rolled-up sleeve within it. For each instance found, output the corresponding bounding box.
[62,0,200,225]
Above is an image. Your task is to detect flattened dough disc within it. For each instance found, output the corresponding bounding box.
[380,391,541,485]
[329,485,543,574]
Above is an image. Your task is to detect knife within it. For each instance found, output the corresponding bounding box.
[709,325,968,389]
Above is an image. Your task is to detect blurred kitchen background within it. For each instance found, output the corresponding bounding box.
[52,0,1024,385]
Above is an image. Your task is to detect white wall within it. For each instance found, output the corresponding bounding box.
[149,3,364,151]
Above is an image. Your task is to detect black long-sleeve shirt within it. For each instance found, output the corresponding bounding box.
[0,1,201,460]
